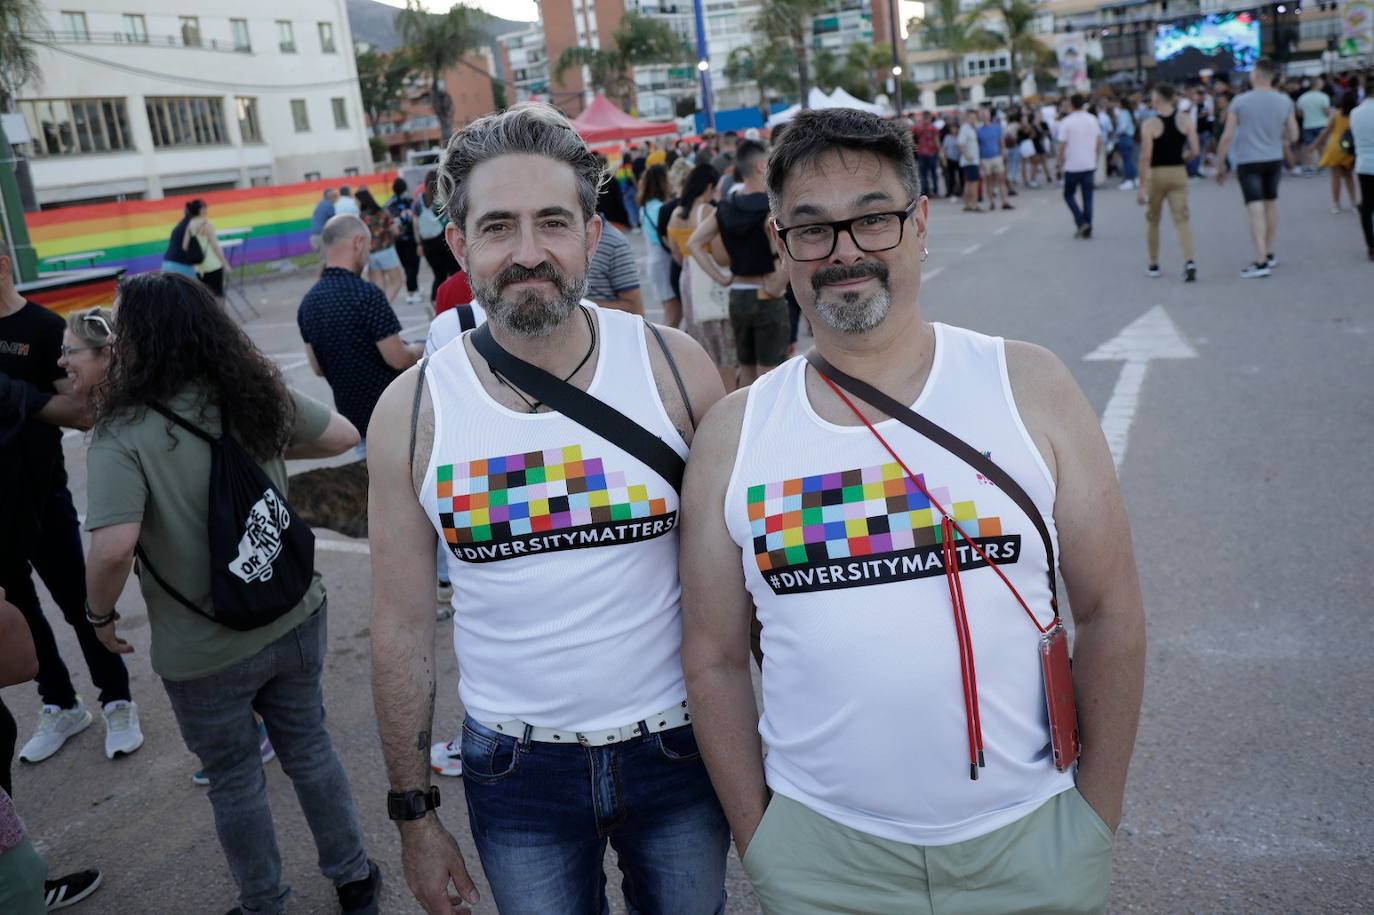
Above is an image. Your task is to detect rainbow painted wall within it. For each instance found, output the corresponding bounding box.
[26,172,399,279]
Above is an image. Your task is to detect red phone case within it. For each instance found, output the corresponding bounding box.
[1040,624,1080,772]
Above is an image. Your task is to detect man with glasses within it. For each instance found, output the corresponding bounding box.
[0,240,143,765]
[680,108,1145,913]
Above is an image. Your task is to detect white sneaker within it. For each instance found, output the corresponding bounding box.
[102,700,144,759]
[1119,179,1136,190]
[19,700,94,763]
[406,292,422,305]
[430,739,463,777]
[1240,262,1271,279]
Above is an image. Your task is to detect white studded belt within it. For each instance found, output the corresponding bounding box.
[479,700,692,747]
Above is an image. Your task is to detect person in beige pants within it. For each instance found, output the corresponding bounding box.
[1137,84,1201,282]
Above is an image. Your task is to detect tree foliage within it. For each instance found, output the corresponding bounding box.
[916,0,999,107]
[553,12,688,112]
[724,39,797,115]
[395,0,481,145]
[355,44,413,132]
[980,0,1045,100]
[0,0,46,111]
[758,0,831,109]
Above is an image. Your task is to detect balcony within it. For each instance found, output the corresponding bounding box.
[42,29,252,53]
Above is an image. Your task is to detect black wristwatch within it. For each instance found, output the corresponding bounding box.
[387,786,441,821]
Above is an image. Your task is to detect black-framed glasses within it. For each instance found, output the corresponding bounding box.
[774,200,919,262]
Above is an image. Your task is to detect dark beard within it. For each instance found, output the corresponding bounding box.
[471,261,588,337]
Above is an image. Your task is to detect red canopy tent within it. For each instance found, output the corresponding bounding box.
[569,93,678,144]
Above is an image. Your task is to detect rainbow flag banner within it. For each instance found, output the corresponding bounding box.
[18,268,125,316]
[26,172,399,279]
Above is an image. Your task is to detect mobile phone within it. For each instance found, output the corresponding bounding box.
[1040,624,1080,772]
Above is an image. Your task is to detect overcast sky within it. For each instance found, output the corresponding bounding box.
[373,0,539,21]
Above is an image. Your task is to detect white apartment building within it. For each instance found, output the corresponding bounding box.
[498,24,550,104]
[12,0,371,206]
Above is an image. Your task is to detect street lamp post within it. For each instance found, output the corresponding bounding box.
[693,0,715,132]
[888,0,905,113]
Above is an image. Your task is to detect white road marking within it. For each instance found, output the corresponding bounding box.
[280,359,311,372]
[1084,306,1197,472]
[994,225,1011,236]
[960,243,982,255]
[923,267,944,282]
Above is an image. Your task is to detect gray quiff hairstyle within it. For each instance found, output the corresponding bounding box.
[437,103,607,232]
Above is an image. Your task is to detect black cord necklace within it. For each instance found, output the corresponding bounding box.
[490,304,597,413]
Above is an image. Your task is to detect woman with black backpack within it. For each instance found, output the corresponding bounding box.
[80,273,383,915]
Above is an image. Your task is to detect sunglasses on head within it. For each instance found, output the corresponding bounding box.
[82,311,114,340]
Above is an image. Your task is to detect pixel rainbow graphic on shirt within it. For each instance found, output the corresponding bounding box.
[747,460,1020,595]
[436,444,676,561]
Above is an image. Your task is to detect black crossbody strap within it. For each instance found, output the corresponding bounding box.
[805,350,1058,611]
[472,324,685,492]
[408,356,431,480]
[646,322,696,430]
[456,304,476,332]
[147,401,217,444]
[134,543,219,623]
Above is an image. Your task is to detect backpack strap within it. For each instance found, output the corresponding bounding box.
[147,402,217,444]
[408,356,431,482]
[472,323,685,492]
[646,322,696,431]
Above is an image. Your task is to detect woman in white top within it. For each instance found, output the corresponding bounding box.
[667,163,736,391]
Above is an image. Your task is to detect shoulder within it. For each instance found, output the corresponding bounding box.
[685,386,751,482]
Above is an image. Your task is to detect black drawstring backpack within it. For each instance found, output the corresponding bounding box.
[134,403,316,631]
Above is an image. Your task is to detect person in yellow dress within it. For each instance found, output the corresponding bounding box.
[1314,92,1358,214]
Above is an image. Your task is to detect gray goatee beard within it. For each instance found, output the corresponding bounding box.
[473,261,588,338]
[811,263,892,334]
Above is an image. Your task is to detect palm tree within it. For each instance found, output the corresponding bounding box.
[0,0,46,111]
[553,12,688,114]
[758,0,831,109]
[724,40,796,120]
[395,0,481,146]
[981,0,1043,100]
[916,0,998,108]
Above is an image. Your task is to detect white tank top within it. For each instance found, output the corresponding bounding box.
[724,323,1075,846]
[420,305,689,731]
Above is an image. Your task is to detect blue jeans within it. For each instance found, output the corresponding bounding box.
[460,716,729,915]
[1063,170,1095,229]
[1006,146,1021,183]
[162,605,370,915]
[1116,135,1137,181]
[917,154,940,198]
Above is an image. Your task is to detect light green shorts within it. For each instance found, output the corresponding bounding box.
[742,788,1114,915]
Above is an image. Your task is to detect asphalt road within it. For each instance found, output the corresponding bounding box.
[5,170,1372,914]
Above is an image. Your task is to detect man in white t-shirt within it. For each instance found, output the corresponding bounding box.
[1056,94,1102,238]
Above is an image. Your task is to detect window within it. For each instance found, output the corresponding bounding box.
[236,97,262,143]
[318,22,336,53]
[277,20,296,53]
[303,171,322,182]
[290,99,310,132]
[331,98,348,129]
[145,96,228,148]
[343,166,360,177]
[230,18,251,51]
[121,14,147,43]
[18,98,133,157]
[59,11,89,40]
[179,16,201,47]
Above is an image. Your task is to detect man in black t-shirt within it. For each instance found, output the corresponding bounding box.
[297,216,421,459]
[0,239,140,765]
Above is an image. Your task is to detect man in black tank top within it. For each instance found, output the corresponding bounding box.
[687,140,789,386]
[1137,84,1200,282]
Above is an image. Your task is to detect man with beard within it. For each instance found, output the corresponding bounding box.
[680,109,1146,913]
[367,103,729,915]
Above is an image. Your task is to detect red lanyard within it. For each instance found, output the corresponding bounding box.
[812,367,1055,779]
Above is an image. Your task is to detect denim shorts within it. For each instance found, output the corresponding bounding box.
[161,260,199,278]
[368,246,401,272]
[1237,160,1282,204]
[460,715,729,914]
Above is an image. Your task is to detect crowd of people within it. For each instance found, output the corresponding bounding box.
[1,56,1367,913]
